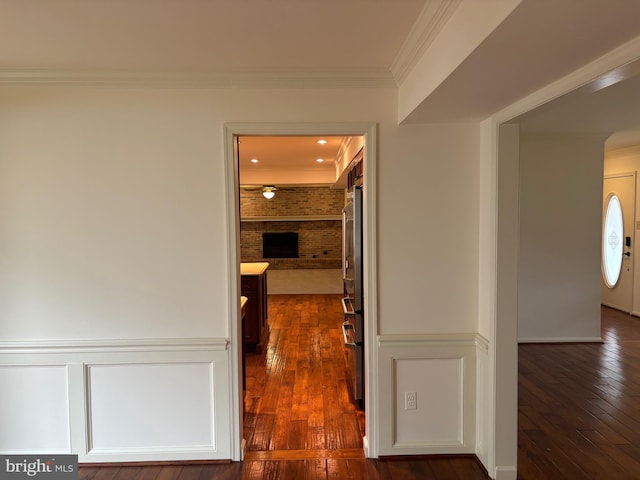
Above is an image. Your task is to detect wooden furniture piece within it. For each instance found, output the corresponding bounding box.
[240,262,269,353]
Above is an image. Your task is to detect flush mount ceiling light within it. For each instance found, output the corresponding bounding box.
[262,186,276,199]
[316,139,327,145]
[316,158,324,163]
[250,158,259,164]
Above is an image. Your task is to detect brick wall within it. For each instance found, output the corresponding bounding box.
[240,186,345,269]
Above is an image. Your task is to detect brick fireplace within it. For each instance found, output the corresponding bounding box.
[240,186,345,270]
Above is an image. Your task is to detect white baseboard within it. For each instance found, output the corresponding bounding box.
[601,302,631,313]
[494,466,517,480]
[518,337,602,343]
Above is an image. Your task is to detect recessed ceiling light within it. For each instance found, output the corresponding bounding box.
[316,158,324,163]
[316,139,327,145]
[250,158,259,163]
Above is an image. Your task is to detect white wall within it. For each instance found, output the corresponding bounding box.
[0,85,482,461]
[377,123,480,334]
[0,88,229,340]
[604,145,640,315]
[518,133,607,342]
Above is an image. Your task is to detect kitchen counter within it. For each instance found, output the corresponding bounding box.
[241,295,248,312]
[241,262,270,276]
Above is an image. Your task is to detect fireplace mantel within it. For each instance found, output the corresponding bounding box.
[241,215,341,222]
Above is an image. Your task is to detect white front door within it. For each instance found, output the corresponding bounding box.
[602,173,635,312]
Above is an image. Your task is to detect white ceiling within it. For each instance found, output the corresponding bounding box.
[517,60,640,151]
[0,0,426,73]
[0,0,427,184]
[402,0,640,124]
[3,0,640,159]
[238,135,345,185]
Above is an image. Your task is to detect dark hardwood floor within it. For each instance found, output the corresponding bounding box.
[518,306,640,479]
[80,300,640,479]
[77,456,489,480]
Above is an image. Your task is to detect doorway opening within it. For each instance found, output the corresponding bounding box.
[601,172,636,314]
[490,53,640,474]
[223,123,378,462]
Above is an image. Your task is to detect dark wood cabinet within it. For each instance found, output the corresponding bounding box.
[240,262,269,353]
[240,295,248,392]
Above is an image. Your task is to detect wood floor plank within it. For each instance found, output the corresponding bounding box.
[325,458,351,480]
[91,467,122,480]
[245,448,364,461]
[134,466,163,480]
[78,467,101,480]
[195,464,242,480]
[286,419,308,450]
[153,466,182,480]
[174,465,202,480]
[304,459,327,480]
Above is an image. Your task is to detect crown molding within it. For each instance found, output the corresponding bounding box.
[391,0,462,85]
[606,143,640,157]
[0,67,397,88]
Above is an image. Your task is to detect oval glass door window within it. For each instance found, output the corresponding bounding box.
[603,194,624,288]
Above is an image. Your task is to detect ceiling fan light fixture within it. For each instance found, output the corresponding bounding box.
[262,186,276,199]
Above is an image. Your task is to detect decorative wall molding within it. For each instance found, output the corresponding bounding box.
[0,68,397,88]
[391,0,462,85]
[0,338,232,462]
[84,362,217,461]
[0,365,70,453]
[0,337,228,354]
[377,331,480,456]
[606,143,640,158]
[475,333,489,353]
[379,332,484,349]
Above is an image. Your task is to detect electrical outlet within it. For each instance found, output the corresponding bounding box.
[405,391,417,410]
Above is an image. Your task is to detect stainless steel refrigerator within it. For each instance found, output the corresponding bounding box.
[341,185,364,408]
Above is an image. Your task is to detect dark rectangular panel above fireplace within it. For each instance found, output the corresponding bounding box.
[263,232,299,258]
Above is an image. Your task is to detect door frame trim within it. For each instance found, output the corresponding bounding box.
[223,122,379,461]
[602,172,637,313]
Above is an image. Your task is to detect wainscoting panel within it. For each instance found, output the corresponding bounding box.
[0,365,70,453]
[377,334,480,456]
[87,362,214,452]
[394,358,462,445]
[0,338,230,462]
